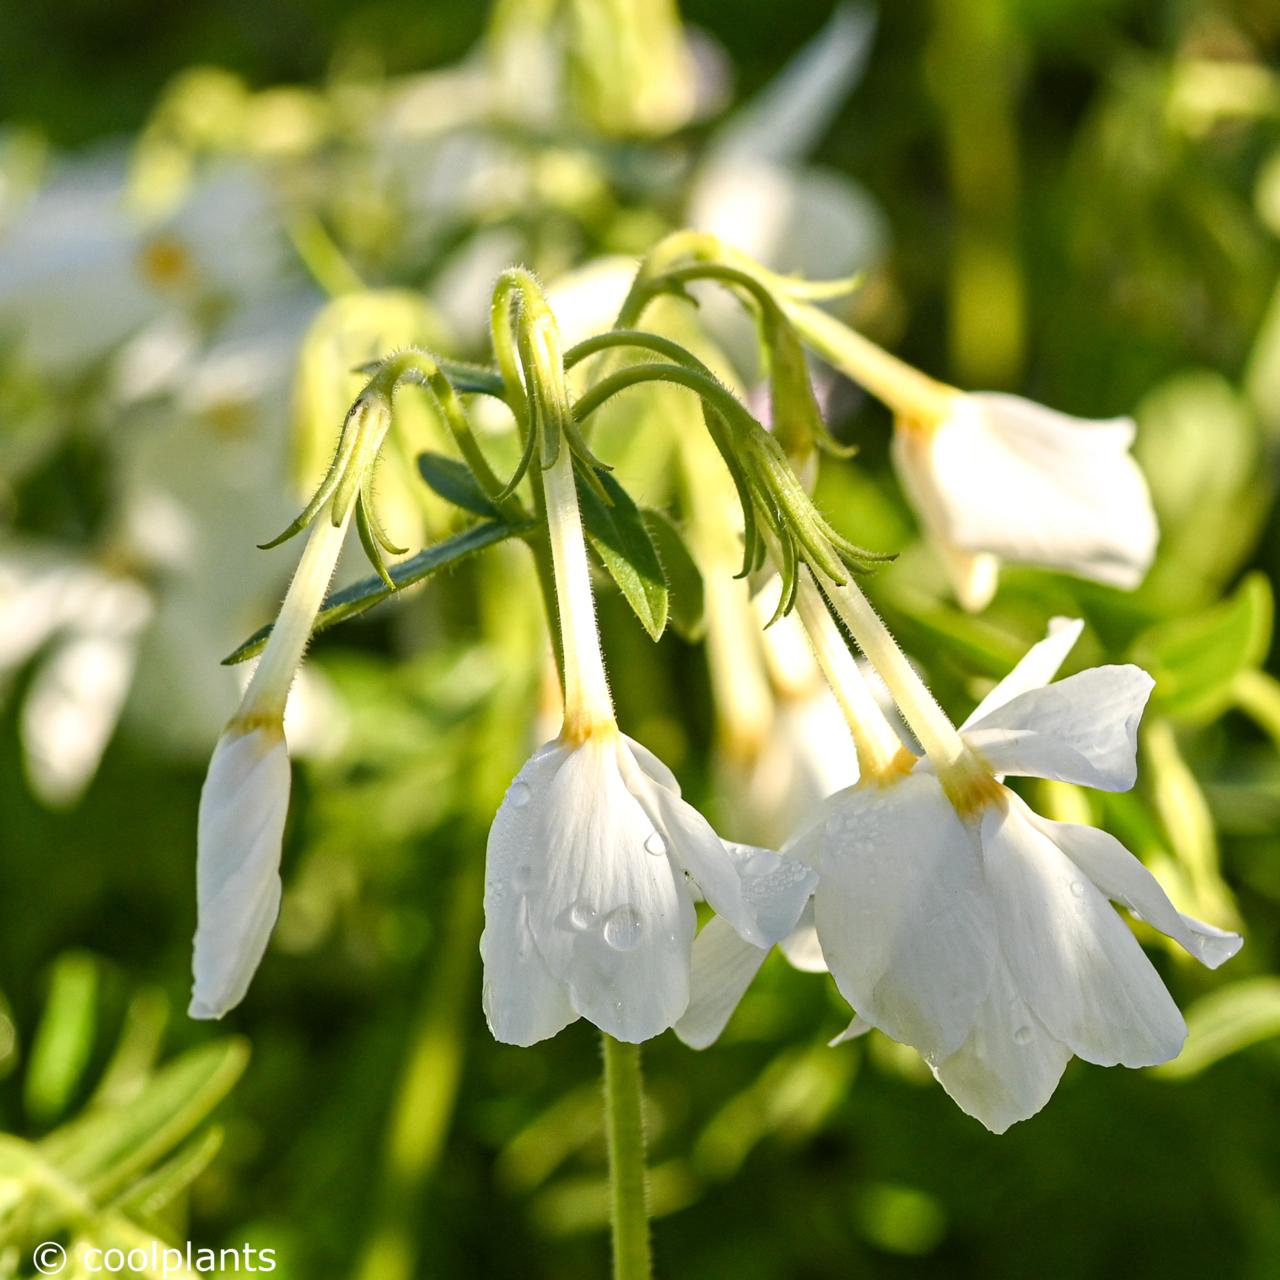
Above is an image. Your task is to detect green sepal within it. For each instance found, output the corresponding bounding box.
[576,470,669,642]
[355,493,397,593]
[417,451,501,518]
[642,509,706,642]
[223,520,526,664]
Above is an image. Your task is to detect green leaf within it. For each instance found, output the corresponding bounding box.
[40,1038,248,1203]
[110,1126,224,1224]
[576,469,668,641]
[642,510,705,642]
[223,520,527,664]
[1153,978,1280,1079]
[1132,572,1274,722]
[25,952,99,1126]
[417,452,500,517]
[437,358,506,398]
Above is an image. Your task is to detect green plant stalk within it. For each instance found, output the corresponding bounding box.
[602,1034,652,1280]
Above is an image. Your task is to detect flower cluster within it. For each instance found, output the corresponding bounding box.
[190,244,1240,1133]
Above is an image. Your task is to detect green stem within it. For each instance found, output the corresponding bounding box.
[602,1034,652,1280]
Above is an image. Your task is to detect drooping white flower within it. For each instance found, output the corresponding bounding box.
[789,618,1241,1132]
[893,394,1159,611]
[189,495,353,1020]
[480,326,814,1045]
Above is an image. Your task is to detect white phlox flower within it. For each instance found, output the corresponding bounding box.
[480,359,815,1046]
[892,394,1159,611]
[789,617,1241,1133]
[190,473,358,1019]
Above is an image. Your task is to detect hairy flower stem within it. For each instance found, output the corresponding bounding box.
[237,503,351,723]
[792,573,905,781]
[602,1034,652,1280]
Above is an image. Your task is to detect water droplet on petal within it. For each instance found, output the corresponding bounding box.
[745,850,776,876]
[603,905,643,951]
[507,781,531,808]
[512,864,535,893]
[1013,1025,1033,1046]
[1069,881,1085,899]
[568,900,599,931]
[644,831,667,857]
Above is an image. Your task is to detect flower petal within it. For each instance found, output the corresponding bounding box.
[497,736,695,1043]
[962,617,1084,730]
[627,739,815,947]
[928,394,1159,588]
[190,727,291,1019]
[1034,814,1242,970]
[981,797,1186,1068]
[778,899,827,973]
[964,665,1154,791]
[807,772,997,1062]
[481,745,579,1046]
[674,917,770,1050]
[932,961,1073,1135]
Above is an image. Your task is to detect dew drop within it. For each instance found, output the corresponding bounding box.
[1013,1025,1033,1046]
[1069,881,1086,899]
[745,850,776,876]
[568,900,599,931]
[508,781,531,808]
[512,864,535,893]
[644,831,667,858]
[603,905,643,951]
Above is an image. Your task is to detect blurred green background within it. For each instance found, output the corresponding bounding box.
[2,1,1279,1277]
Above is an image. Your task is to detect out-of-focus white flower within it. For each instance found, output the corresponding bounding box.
[0,151,286,375]
[892,394,1160,611]
[0,546,153,807]
[788,619,1240,1133]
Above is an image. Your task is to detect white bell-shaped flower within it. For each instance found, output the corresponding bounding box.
[480,377,814,1045]
[893,394,1159,611]
[790,619,1240,1132]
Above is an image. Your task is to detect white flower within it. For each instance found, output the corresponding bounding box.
[482,731,815,1045]
[190,724,291,1018]
[789,619,1241,1132]
[892,394,1159,611]
[189,494,354,1020]
[481,322,814,1046]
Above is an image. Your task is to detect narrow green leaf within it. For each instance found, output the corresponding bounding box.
[40,1039,248,1204]
[110,1126,224,1223]
[417,452,500,518]
[25,952,99,1126]
[1153,978,1280,1079]
[642,510,705,642]
[576,470,668,641]
[436,358,506,397]
[1132,572,1274,723]
[223,520,527,664]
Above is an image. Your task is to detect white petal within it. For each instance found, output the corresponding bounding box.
[981,797,1186,1068]
[490,736,696,1043]
[190,728,291,1019]
[962,618,1085,730]
[627,740,815,948]
[928,394,1159,588]
[674,917,770,1050]
[808,772,997,1061]
[703,5,875,166]
[964,665,1154,791]
[829,1015,873,1046]
[932,961,1073,1135]
[1034,815,1242,970]
[778,899,827,973]
[480,745,579,1047]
